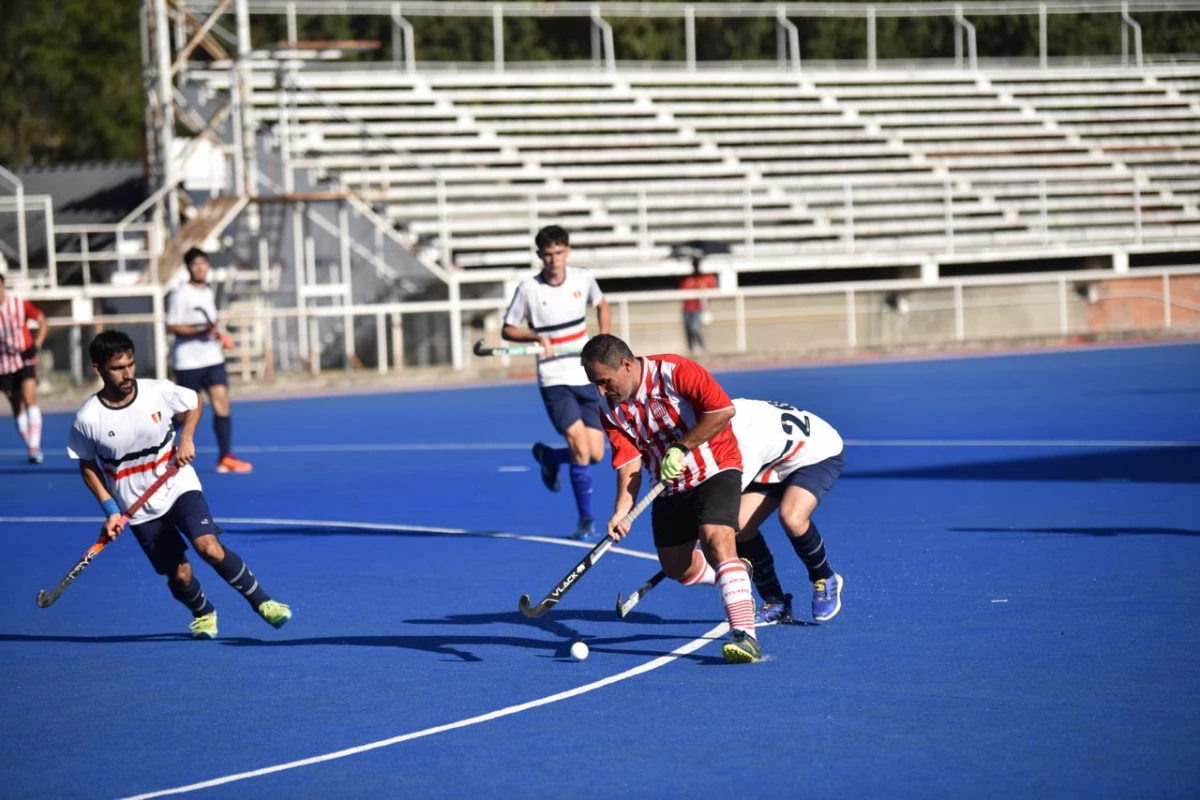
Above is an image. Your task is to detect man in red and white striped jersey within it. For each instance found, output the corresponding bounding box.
[581,333,762,664]
[0,272,48,463]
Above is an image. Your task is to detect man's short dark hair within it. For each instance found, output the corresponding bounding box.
[581,333,635,370]
[183,247,207,268]
[89,330,136,367]
[534,225,569,251]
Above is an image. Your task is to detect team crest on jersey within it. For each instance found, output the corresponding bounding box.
[572,291,581,299]
[649,399,670,421]
[151,411,162,424]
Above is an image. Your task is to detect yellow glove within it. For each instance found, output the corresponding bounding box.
[660,443,689,481]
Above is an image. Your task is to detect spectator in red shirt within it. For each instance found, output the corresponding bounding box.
[679,257,717,355]
[0,272,48,463]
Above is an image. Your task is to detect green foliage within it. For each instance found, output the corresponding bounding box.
[0,0,1197,167]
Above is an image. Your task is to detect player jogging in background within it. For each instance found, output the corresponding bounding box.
[503,225,611,541]
[730,398,846,625]
[67,330,291,639]
[581,333,762,664]
[0,272,49,463]
[166,247,252,474]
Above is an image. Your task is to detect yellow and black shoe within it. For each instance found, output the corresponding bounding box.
[190,611,218,639]
[722,629,763,664]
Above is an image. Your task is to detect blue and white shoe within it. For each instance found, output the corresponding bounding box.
[531,442,561,492]
[28,450,44,464]
[571,518,598,542]
[755,594,793,626]
[812,573,844,622]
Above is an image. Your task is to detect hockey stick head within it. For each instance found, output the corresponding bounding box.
[518,593,553,618]
[472,338,489,356]
[35,589,52,608]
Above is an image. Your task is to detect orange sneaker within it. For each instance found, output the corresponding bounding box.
[215,454,254,474]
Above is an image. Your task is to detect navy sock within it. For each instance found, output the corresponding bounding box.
[736,533,786,603]
[569,463,594,522]
[211,547,271,608]
[546,446,572,468]
[789,520,835,582]
[213,415,232,459]
[169,576,215,617]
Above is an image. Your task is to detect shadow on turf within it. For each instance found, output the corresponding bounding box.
[845,445,1200,484]
[951,525,1200,538]
[0,633,192,644]
[216,631,727,665]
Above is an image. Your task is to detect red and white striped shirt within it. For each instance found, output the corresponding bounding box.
[600,355,742,495]
[0,294,43,374]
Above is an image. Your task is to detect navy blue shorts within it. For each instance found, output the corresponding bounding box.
[130,491,221,575]
[173,362,228,392]
[539,383,603,436]
[748,451,844,505]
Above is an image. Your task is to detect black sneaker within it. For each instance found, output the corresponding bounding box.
[755,594,793,627]
[531,442,561,492]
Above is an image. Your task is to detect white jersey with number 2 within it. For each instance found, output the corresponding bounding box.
[66,379,204,524]
[731,398,844,490]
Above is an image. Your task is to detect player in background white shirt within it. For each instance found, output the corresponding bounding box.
[165,248,252,474]
[502,226,611,541]
[66,330,291,639]
[731,398,846,625]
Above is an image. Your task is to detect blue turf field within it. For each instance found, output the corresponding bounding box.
[2,342,1199,799]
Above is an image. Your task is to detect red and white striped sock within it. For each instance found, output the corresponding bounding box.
[716,558,756,637]
[680,549,716,586]
[27,406,42,451]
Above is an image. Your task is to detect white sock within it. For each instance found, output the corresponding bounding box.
[716,558,756,637]
[16,409,30,447]
[27,405,41,451]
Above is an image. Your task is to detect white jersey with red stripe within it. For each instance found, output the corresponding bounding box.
[0,295,41,374]
[66,379,203,524]
[600,354,742,496]
[502,267,603,387]
[167,282,225,371]
[732,398,844,490]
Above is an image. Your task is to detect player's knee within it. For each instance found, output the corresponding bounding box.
[169,561,193,586]
[780,507,813,538]
[192,535,225,563]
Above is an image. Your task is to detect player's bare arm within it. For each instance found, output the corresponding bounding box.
[500,322,554,356]
[174,393,203,467]
[607,459,643,540]
[32,308,48,350]
[677,406,736,451]
[79,459,124,540]
[596,297,611,335]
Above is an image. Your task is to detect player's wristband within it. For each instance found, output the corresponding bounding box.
[667,442,690,455]
[100,497,120,517]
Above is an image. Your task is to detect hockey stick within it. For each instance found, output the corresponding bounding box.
[616,569,667,619]
[195,307,234,349]
[36,465,180,609]
[518,480,666,618]
[472,338,584,358]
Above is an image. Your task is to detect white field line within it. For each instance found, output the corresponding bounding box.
[4,438,1196,460]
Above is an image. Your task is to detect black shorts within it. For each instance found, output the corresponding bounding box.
[651,469,742,548]
[173,362,228,392]
[129,491,221,575]
[539,383,604,436]
[0,364,36,394]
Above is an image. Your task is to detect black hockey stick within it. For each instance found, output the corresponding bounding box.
[195,307,232,348]
[36,465,179,608]
[518,481,666,618]
[616,569,667,619]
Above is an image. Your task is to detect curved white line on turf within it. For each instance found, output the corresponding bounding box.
[6,515,700,797]
[122,621,729,799]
